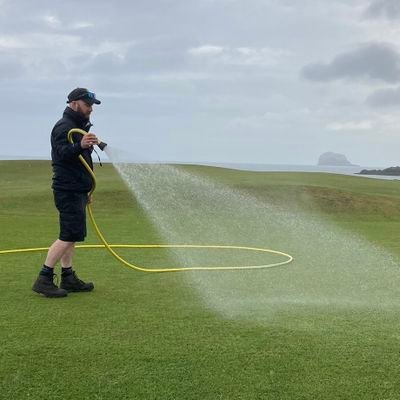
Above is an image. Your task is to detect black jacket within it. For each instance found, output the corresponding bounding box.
[51,107,94,192]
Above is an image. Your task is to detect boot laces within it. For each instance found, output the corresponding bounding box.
[49,273,59,287]
[72,271,85,285]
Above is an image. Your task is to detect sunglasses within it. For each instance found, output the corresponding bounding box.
[85,92,97,99]
[68,91,96,102]
[75,91,97,101]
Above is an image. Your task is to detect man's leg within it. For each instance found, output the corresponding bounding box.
[45,240,75,268]
[60,243,75,268]
[33,191,93,297]
[58,242,94,292]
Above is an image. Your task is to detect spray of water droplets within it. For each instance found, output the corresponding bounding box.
[104,147,400,326]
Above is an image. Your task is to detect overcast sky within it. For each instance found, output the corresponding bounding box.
[1,0,400,166]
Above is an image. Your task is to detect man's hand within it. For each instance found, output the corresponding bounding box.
[81,133,98,149]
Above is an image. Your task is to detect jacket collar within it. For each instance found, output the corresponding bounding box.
[63,106,91,129]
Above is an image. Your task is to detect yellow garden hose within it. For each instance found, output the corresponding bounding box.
[0,129,294,273]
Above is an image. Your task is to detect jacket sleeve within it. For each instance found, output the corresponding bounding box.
[51,122,85,161]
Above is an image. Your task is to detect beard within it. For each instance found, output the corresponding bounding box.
[76,103,91,119]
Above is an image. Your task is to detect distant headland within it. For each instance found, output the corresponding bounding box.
[357,166,400,176]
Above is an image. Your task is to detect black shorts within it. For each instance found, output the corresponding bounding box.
[53,191,89,242]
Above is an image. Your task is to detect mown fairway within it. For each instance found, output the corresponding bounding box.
[1,160,400,399]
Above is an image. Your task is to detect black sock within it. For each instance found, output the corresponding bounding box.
[40,265,54,276]
[61,266,73,276]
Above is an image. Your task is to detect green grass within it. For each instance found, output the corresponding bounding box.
[2,161,400,399]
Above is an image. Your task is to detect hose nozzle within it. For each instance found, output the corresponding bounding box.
[97,141,108,151]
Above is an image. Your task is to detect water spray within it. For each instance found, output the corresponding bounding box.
[0,129,294,272]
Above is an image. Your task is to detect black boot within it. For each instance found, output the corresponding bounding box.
[32,273,68,298]
[60,271,94,292]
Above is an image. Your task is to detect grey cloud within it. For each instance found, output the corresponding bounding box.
[79,52,126,75]
[0,0,307,51]
[364,0,400,20]
[367,87,400,107]
[79,36,195,77]
[0,55,24,79]
[301,43,400,83]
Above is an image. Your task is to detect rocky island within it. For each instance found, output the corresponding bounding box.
[318,152,355,166]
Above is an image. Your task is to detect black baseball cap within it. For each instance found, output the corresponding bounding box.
[67,88,101,105]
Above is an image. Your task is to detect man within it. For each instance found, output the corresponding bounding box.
[32,88,102,298]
